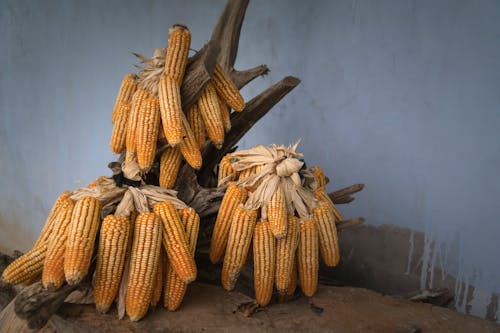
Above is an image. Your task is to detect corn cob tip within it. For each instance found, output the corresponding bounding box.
[96,304,110,314]
[171,23,188,31]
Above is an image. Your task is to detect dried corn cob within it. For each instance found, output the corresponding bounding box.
[110,102,132,154]
[150,250,164,308]
[136,96,160,171]
[221,206,257,291]
[278,260,297,303]
[314,189,344,223]
[313,204,340,267]
[153,201,197,283]
[126,213,162,321]
[164,207,199,311]
[253,220,276,307]
[268,184,287,239]
[210,183,248,263]
[275,215,299,293]
[158,75,183,146]
[312,166,327,188]
[187,104,206,149]
[238,165,260,182]
[217,153,235,187]
[34,191,71,248]
[159,146,182,188]
[112,73,138,123]
[213,64,244,112]
[126,89,150,162]
[197,83,224,148]
[297,219,319,297]
[64,196,102,285]
[179,113,202,169]
[93,215,130,313]
[1,246,47,285]
[42,197,75,290]
[164,25,191,83]
[218,97,231,132]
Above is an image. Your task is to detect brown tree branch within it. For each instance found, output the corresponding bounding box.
[13,282,81,329]
[231,65,270,89]
[337,217,365,232]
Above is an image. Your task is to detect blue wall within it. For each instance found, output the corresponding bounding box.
[1,0,499,315]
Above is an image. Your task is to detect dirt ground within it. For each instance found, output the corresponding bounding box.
[1,282,496,333]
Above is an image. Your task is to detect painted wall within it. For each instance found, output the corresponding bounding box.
[1,0,499,318]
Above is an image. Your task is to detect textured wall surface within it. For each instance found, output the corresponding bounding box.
[1,0,499,320]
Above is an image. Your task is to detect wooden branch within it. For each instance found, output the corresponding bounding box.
[180,0,251,111]
[231,65,269,89]
[199,76,301,184]
[211,0,250,71]
[13,282,80,329]
[329,184,364,200]
[180,41,220,112]
[175,166,226,218]
[333,195,355,205]
[337,217,365,232]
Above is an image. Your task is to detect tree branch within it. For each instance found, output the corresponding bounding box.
[231,65,269,89]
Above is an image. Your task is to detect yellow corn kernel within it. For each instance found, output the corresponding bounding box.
[112,73,138,123]
[187,104,206,149]
[150,250,164,308]
[126,212,162,321]
[179,113,202,169]
[311,166,327,188]
[1,247,47,285]
[238,165,260,182]
[158,75,184,146]
[163,207,199,311]
[42,197,75,290]
[268,185,287,239]
[278,260,297,303]
[213,64,244,112]
[197,83,224,148]
[313,204,340,267]
[210,183,248,264]
[110,102,132,154]
[221,206,257,291]
[126,89,150,161]
[93,215,130,314]
[153,201,197,283]
[275,215,299,293]
[297,219,319,297]
[314,189,344,223]
[218,97,231,132]
[34,191,71,248]
[64,196,102,285]
[217,153,235,187]
[159,146,182,188]
[164,25,191,83]
[253,220,276,307]
[136,96,160,171]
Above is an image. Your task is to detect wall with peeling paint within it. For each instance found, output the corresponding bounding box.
[1,0,499,322]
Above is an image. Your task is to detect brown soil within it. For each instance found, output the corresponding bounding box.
[3,282,494,333]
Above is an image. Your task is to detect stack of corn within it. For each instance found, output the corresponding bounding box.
[109,24,245,186]
[1,175,201,321]
[211,142,343,306]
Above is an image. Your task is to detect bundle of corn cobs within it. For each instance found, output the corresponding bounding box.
[110,24,244,180]
[211,142,344,306]
[1,174,202,321]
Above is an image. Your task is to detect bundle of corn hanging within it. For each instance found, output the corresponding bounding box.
[211,142,344,306]
[109,24,245,183]
[1,162,201,321]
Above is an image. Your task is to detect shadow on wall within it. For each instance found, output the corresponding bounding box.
[328,224,499,323]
